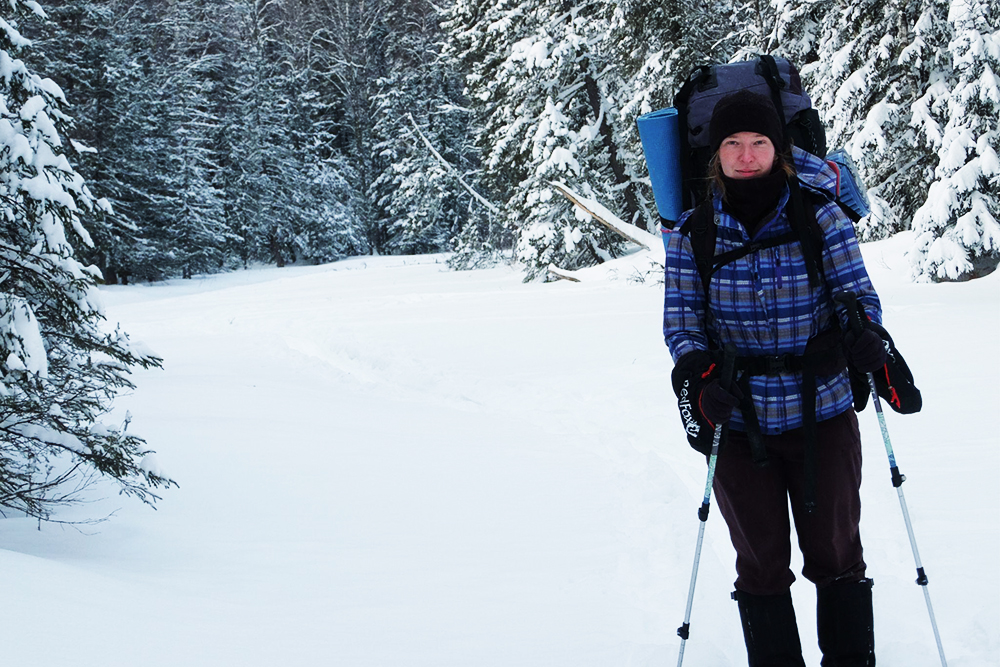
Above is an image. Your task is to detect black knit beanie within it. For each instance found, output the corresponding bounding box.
[709,90,785,154]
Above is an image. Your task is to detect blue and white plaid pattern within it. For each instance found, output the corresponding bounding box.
[663,147,882,434]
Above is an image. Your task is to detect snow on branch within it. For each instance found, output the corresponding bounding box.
[406,113,499,215]
[548,181,658,250]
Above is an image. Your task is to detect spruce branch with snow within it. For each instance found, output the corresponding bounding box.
[0,0,170,521]
[370,0,484,257]
[444,0,646,280]
[777,0,951,242]
[908,0,1000,280]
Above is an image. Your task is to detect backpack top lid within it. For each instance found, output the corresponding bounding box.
[672,56,827,213]
[678,56,813,149]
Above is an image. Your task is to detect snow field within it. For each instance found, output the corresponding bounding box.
[0,242,996,666]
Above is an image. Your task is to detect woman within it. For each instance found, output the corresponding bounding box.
[663,90,886,667]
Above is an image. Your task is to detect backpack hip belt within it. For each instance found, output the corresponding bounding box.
[736,347,841,376]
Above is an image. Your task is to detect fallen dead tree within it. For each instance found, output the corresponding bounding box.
[547,181,660,281]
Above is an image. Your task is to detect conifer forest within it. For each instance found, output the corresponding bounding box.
[0,0,996,516]
[13,0,1000,285]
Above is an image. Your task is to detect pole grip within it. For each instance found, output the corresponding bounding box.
[834,290,864,336]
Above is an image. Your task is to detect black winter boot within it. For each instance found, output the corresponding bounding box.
[817,578,876,666]
[733,589,807,667]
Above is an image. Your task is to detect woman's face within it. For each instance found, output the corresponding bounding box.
[718,132,776,179]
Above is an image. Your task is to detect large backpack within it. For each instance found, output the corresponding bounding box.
[671,55,869,221]
[672,55,826,213]
[668,55,871,293]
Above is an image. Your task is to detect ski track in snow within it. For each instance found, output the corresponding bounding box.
[0,241,997,666]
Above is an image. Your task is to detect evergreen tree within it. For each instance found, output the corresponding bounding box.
[446,0,644,279]
[909,0,1000,280]
[277,0,366,263]
[778,0,952,241]
[0,0,170,520]
[19,0,157,283]
[371,0,480,255]
[88,0,192,283]
[607,0,731,231]
[225,0,303,267]
[155,0,234,278]
[34,0,240,282]
[110,0,188,281]
[315,0,388,254]
[440,0,510,268]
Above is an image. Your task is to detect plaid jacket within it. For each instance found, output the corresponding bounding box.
[662,147,882,435]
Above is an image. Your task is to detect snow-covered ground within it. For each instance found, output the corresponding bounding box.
[1,235,997,666]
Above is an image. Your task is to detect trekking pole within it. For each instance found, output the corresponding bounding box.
[835,291,947,667]
[676,343,737,667]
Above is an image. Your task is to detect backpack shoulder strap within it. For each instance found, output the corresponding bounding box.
[786,177,824,287]
[679,201,717,298]
[799,187,834,255]
[681,188,830,301]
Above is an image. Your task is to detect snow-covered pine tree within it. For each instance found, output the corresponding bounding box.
[855,0,953,241]
[88,0,235,280]
[607,0,732,231]
[99,0,191,282]
[440,0,512,268]
[17,0,142,284]
[224,0,307,267]
[295,152,365,263]
[314,0,389,254]
[371,0,480,256]
[908,0,1000,280]
[156,0,234,278]
[609,0,735,117]
[280,0,366,263]
[447,0,646,279]
[779,0,953,241]
[0,0,170,520]
[725,0,781,56]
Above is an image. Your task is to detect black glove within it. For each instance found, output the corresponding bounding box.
[672,350,743,454]
[698,379,744,427]
[844,328,887,373]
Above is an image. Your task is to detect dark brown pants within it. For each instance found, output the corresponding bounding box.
[713,410,867,595]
